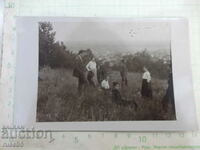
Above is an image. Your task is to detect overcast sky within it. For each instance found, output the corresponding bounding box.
[52,20,171,55]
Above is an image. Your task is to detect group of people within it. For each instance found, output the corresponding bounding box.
[73,50,108,93]
[73,50,174,111]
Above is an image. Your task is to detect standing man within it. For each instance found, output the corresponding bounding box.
[120,59,128,87]
[97,63,107,84]
[73,50,87,95]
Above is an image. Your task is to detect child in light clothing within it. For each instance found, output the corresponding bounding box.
[100,76,110,96]
[101,76,110,90]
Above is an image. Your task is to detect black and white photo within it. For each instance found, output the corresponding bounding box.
[37,20,176,122]
[14,17,197,131]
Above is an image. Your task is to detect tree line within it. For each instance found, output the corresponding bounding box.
[39,22,76,69]
[39,22,171,79]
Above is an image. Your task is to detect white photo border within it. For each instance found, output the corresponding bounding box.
[14,17,198,131]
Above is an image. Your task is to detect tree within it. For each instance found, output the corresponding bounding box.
[110,50,169,79]
[39,22,76,69]
[39,22,56,67]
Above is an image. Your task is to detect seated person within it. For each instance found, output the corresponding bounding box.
[101,76,110,90]
[112,82,123,103]
[112,82,138,109]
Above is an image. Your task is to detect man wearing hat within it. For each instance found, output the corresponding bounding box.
[73,50,87,95]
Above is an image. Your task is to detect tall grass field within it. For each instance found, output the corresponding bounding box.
[36,67,176,122]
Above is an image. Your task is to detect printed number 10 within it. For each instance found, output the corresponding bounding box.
[139,136,147,143]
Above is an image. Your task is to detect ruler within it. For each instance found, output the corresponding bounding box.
[0,0,4,75]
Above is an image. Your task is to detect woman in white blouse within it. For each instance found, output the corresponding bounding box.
[141,66,153,98]
[86,58,97,87]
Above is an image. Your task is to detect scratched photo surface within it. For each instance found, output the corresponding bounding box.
[36,21,176,122]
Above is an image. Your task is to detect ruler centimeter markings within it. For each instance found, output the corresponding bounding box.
[58,132,200,143]
[0,0,4,75]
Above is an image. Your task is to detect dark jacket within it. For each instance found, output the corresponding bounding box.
[73,55,86,78]
[112,89,123,103]
[112,88,138,108]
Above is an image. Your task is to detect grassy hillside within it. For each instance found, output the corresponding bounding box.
[36,67,176,122]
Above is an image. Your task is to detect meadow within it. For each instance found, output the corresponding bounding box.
[36,66,176,122]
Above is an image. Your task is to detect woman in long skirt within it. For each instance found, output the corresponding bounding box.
[141,67,153,98]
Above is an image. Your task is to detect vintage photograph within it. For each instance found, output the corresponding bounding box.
[36,20,176,122]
